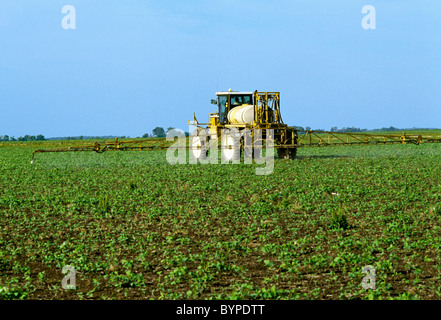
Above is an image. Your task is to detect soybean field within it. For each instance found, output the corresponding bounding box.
[1,134,441,300]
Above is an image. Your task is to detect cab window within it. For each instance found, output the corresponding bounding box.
[230,95,252,107]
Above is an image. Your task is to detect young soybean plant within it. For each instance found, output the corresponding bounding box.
[329,204,349,230]
[98,194,110,213]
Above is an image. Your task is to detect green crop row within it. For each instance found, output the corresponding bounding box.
[1,139,441,299]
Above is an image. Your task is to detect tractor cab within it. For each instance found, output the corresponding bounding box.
[212,90,254,124]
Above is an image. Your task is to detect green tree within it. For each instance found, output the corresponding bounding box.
[152,127,166,138]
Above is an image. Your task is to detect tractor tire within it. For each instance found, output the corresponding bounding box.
[253,147,262,159]
[278,147,297,160]
[289,147,297,160]
[221,132,241,162]
[190,130,208,161]
[277,148,290,160]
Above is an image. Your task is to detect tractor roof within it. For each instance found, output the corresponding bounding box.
[216,91,254,96]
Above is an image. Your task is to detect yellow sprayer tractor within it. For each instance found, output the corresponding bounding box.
[189,90,298,162]
[31,89,441,163]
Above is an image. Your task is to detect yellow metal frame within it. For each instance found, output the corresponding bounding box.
[189,91,296,147]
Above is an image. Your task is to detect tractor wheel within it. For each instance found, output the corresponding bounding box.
[290,133,298,160]
[253,147,262,159]
[190,130,208,161]
[243,146,253,159]
[289,147,297,160]
[221,131,240,162]
[278,147,297,160]
[277,148,290,160]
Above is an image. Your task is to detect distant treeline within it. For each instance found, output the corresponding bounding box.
[293,126,440,133]
[47,135,129,140]
[0,134,46,141]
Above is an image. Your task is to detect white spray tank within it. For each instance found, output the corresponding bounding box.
[227,104,254,125]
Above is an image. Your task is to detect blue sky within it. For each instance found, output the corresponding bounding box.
[0,0,440,137]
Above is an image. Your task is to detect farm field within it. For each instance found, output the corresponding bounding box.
[1,134,441,300]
